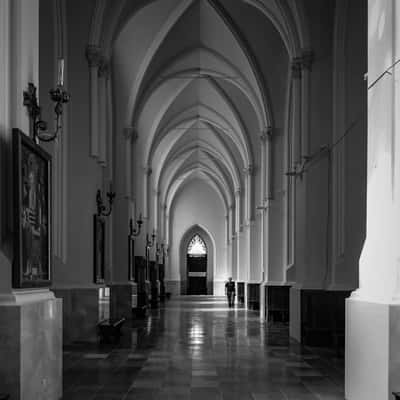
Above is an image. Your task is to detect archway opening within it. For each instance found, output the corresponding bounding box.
[186,234,207,295]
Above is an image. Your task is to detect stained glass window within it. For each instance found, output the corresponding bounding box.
[187,234,207,255]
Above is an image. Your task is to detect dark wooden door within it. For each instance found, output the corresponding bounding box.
[187,255,207,295]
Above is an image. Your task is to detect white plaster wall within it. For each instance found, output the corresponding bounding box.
[169,178,226,294]
[50,0,105,288]
[0,0,39,294]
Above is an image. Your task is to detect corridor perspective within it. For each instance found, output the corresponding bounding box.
[62,297,344,400]
[2,0,400,399]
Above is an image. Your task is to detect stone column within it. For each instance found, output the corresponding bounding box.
[154,189,160,234]
[244,164,253,223]
[143,165,152,219]
[244,165,254,285]
[346,2,400,399]
[260,128,273,282]
[0,2,62,398]
[235,188,242,284]
[289,52,313,342]
[235,187,241,233]
[228,205,234,278]
[85,45,102,158]
[300,50,313,159]
[165,212,170,250]
[108,126,137,321]
[123,127,137,199]
[291,57,302,164]
[98,58,109,166]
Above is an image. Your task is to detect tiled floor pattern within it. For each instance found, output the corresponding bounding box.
[62,296,344,399]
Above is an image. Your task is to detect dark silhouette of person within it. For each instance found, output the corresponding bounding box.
[225,277,236,308]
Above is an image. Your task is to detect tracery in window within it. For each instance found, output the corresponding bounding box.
[187,234,207,256]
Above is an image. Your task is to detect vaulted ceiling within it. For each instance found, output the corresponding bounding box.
[95,0,305,221]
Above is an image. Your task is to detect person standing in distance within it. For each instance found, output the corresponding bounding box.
[225,277,236,308]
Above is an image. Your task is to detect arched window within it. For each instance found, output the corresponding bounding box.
[187,234,207,256]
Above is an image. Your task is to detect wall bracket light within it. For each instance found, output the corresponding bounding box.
[23,60,70,143]
[129,213,143,237]
[146,230,156,249]
[96,183,116,217]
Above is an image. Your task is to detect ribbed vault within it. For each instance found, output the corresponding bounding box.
[101,0,300,287]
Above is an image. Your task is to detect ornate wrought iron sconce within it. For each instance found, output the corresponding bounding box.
[23,59,70,143]
[96,183,116,217]
[129,213,143,238]
[146,230,156,249]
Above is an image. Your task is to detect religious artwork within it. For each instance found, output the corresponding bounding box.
[93,215,105,284]
[13,128,52,288]
[128,235,135,281]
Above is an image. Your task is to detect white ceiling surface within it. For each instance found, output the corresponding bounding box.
[111,0,292,217]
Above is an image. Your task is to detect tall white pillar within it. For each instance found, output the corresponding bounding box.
[235,188,241,232]
[235,188,242,281]
[244,165,253,223]
[229,205,234,278]
[346,2,400,399]
[154,189,160,233]
[143,166,152,218]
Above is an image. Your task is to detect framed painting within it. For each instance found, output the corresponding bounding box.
[93,214,105,284]
[13,128,52,288]
[128,235,136,282]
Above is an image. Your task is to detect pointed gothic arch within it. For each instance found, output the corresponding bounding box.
[179,225,215,294]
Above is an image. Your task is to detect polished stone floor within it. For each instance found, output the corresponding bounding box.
[62,296,345,399]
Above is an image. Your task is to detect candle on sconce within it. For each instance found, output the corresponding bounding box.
[57,58,64,87]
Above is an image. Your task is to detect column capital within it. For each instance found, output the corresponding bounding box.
[123,126,138,141]
[85,45,103,68]
[235,187,241,196]
[153,188,160,196]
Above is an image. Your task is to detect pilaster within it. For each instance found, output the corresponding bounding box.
[85,44,102,158]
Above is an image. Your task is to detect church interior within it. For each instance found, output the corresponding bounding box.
[1,0,399,399]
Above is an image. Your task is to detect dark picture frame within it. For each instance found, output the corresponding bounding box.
[13,128,52,288]
[93,214,105,284]
[128,235,135,281]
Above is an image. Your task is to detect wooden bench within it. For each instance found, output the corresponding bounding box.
[97,317,126,343]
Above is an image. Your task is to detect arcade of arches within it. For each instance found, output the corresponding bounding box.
[1,0,400,399]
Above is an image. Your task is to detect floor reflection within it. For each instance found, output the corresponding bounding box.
[62,296,344,400]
